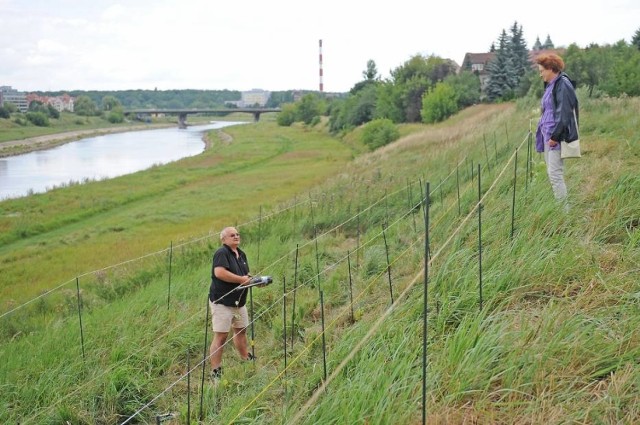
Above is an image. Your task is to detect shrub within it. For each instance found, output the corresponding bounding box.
[106,108,125,123]
[47,104,60,119]
[309,115,321,127]
[26,111,50,127]
[0,106,10,119]
[421,82,459,123]
[361,118,399,150]
[277,103,297,126]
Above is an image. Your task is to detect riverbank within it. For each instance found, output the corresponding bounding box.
[0,123,175,158]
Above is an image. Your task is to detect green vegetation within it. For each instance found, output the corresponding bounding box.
[360,118,399,149]
[1,93,638,423]
[31,88,312,109]
[278,25,640,137]
[0,119,352,303]
[0,111,169,144]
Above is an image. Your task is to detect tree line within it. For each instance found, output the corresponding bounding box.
[278,23,640,150]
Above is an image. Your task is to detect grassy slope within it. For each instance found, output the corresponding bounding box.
[1,98,639,423]
[0,120,352,304]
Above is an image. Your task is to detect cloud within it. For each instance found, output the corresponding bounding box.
[101,4,127,20]
[1,0,639,92]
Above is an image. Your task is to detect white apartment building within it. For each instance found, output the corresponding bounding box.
[0,86,28,112]
[241,89,271,107]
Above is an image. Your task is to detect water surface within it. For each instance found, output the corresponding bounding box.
[0,121,243,200]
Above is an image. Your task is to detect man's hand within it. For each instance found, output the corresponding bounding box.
[549,139,558,147]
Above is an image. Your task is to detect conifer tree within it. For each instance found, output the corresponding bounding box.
[486,30,517,100]
[509,22,531,80]
[632,27,640,50]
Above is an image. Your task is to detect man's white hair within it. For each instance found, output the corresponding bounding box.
[220,227,235,241]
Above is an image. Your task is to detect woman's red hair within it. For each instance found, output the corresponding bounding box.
[535,53,565,73]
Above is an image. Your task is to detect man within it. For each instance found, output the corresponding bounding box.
[208,226,255,381]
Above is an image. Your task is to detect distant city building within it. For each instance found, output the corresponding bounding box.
[26,93,75,112]
[0,86,28,112]
[224,100,242,108]
[241,89,270,107]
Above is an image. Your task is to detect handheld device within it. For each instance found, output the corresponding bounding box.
[236,275,273,290]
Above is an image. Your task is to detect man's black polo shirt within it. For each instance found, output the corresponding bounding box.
[209,244,250,307]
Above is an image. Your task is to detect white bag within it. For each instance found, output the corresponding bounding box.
[561,139,581,159]
[561,109,581,159]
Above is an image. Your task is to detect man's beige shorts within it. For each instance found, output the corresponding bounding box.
[210,302,249,333]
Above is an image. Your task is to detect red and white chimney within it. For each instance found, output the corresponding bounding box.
[319,39,324,93]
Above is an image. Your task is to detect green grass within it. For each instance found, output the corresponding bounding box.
[0,97,639,423]
[0,119,353,304]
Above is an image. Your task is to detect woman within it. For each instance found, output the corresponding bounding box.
[535,53,579,204]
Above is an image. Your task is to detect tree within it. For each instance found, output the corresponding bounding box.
[4,102,18,113]
[389,54,457,122]
[0,106,10,119]
[604,40,640,96]
[463,55,473,71]
[421,82,458,123]
[509,22,531,80]
[373,81,405,123]
[351,60,380,95]
[565,43,610,97]
[74,95,99,116]
[276,103,297,127]
[102,95,121,111]
[363,59,378,81]
[445,71,481,108]
[47,104,60,119]
[632,27,640,50]
[266,91,294,108]
[345,84,378,126]
[486,29,518,101]
[296,94,324,125]
[28,100,45,112]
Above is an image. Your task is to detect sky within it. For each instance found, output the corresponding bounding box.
[1,0,638,93]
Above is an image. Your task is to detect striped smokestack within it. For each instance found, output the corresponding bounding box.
[319,39,324,92]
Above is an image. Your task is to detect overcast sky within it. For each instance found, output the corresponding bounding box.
[1,0,638,93]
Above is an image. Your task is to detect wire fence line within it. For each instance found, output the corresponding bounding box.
[118,167,474,423]
[0,196,311,321]
[119,132,530,423]
[1,146,470,323]
[16,171,455,424]
[7,126,530,423]
[254,133,531,424]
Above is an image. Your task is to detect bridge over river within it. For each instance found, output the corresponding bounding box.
[124,107,281,128]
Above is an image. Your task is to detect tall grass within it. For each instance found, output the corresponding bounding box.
[0,98,638,423]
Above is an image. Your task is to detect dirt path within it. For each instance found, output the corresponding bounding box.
[0,124,174,158]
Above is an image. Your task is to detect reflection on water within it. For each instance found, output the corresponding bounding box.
[0,122,243,200]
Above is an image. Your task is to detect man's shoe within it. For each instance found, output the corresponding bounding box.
[210,366,222,381]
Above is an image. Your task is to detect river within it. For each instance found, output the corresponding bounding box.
[0,121,244,200]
